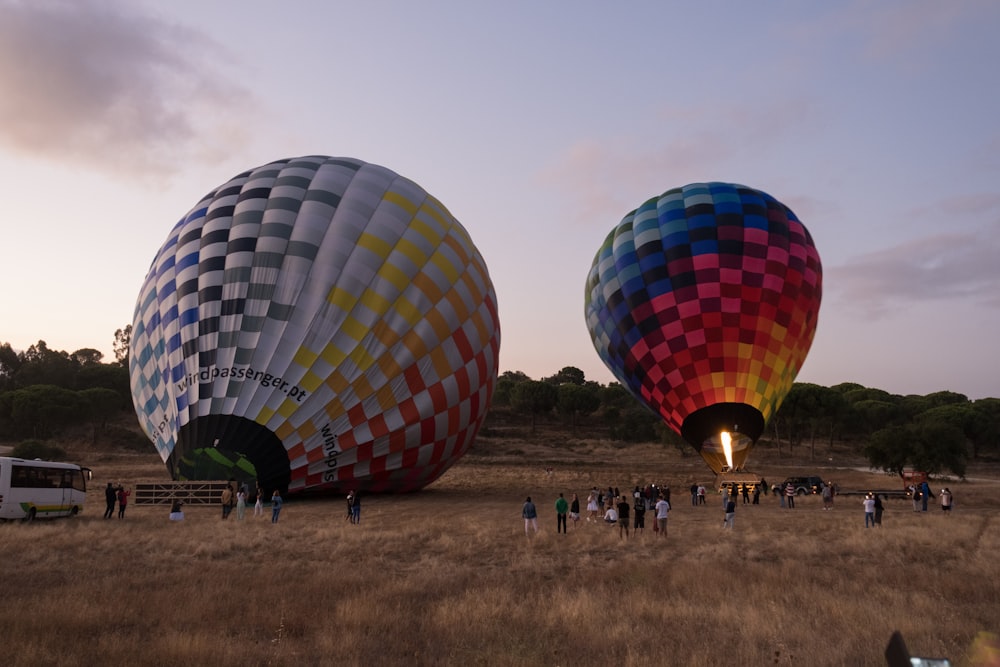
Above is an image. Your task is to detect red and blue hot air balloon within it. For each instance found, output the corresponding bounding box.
[585,182,822,474]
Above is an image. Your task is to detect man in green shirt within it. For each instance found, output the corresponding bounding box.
[555,493,569,534]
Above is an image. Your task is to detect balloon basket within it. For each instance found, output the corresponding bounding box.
[715,470,764,493]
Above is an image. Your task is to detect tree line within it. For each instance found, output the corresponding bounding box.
[490,367,1000,479]
[0,330,135,448]
[1,334,997,479]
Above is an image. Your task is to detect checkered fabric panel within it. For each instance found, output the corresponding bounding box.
[130,156,500,494]
[585,182,822,439]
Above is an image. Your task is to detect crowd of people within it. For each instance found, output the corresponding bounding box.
[212,481,366,525]
[524,484,674,539]
[129,474,959,530]
[521,476,960,537]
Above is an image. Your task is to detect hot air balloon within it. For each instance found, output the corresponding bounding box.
[585,182,821,474]
[130,156,500,495]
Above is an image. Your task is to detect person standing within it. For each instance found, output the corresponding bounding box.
[633,492,647,536]
[555,493,569,534]
[522,496,539,536]
[821,483,834,510]
[616,495,630,539]
[863,493,876,528]
[723,496,736,529]
[116,485,130,519]
[752,484,761,505]
[351,491,361,524]
[874,493,885,527]
[586,488,600,523]
[741,484,750,505]
[271,489,283,523]
[220,483,234,520]
[785,482,796,509]
[254,484,264,518]
[569,493,581,528]
[690,483,698,506]
[654,494,670,537]
[104,482,116,519]
[920,481,935,512]
[236,487,247,521]
[940,488,953,514]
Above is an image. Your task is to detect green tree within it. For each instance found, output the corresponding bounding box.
[897,395,933,420]
[919,400,999,460]
[0,342,21,391]
[71,348,104,366]
[493,370,532,407]
[864,422,967,478]
[3,385,88,438]
[14,341,78,388]
[851,399,904,437]
[607,404,658,442]
[76,363,131,405]
[544,366,586,386]
[556,383,601,433]
[843,387,895,404]
[968,398,1000,459]
[113,325,132,367]
[776,383,849,458]
[510,380,558,433]
[80,387,125,443]
[923,390,970,408]
[599,383,634,410]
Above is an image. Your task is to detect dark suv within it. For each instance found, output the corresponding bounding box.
[781,476,825,496]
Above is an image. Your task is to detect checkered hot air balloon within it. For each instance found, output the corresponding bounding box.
[585,182,822,474]
[130,156,500,495]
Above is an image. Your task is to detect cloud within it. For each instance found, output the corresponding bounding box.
[828,215,1000,317]
[0,0,252,178]
[782,0,998,65]
[538,97,822,229]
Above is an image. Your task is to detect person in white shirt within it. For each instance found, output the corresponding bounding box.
[863,493,876,528]
[603,506,618,524]
[654,496,670,537]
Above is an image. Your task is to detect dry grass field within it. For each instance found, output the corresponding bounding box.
[2,434,999,667]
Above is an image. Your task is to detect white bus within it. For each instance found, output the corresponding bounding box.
[0,456,92,521]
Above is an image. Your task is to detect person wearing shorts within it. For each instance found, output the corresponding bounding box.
[616,496,630,539]
[940,488,953,514]
[633,495,646,534]
[655,495,670,537]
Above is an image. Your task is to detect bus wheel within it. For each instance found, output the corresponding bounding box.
[70,506,79,516]
[24,508,37,523]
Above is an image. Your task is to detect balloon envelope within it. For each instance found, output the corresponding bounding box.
[585,182,822,473]
[130,156,500,494]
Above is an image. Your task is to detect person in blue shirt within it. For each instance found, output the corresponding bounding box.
[522,496,538,535]
[271,489,283,523]
[920,481,934,512]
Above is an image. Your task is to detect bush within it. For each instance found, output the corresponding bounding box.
[11,439,67,460]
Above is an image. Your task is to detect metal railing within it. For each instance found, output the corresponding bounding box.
[133,481,232,506]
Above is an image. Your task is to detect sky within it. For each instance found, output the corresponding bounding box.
[1,0,998,400]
